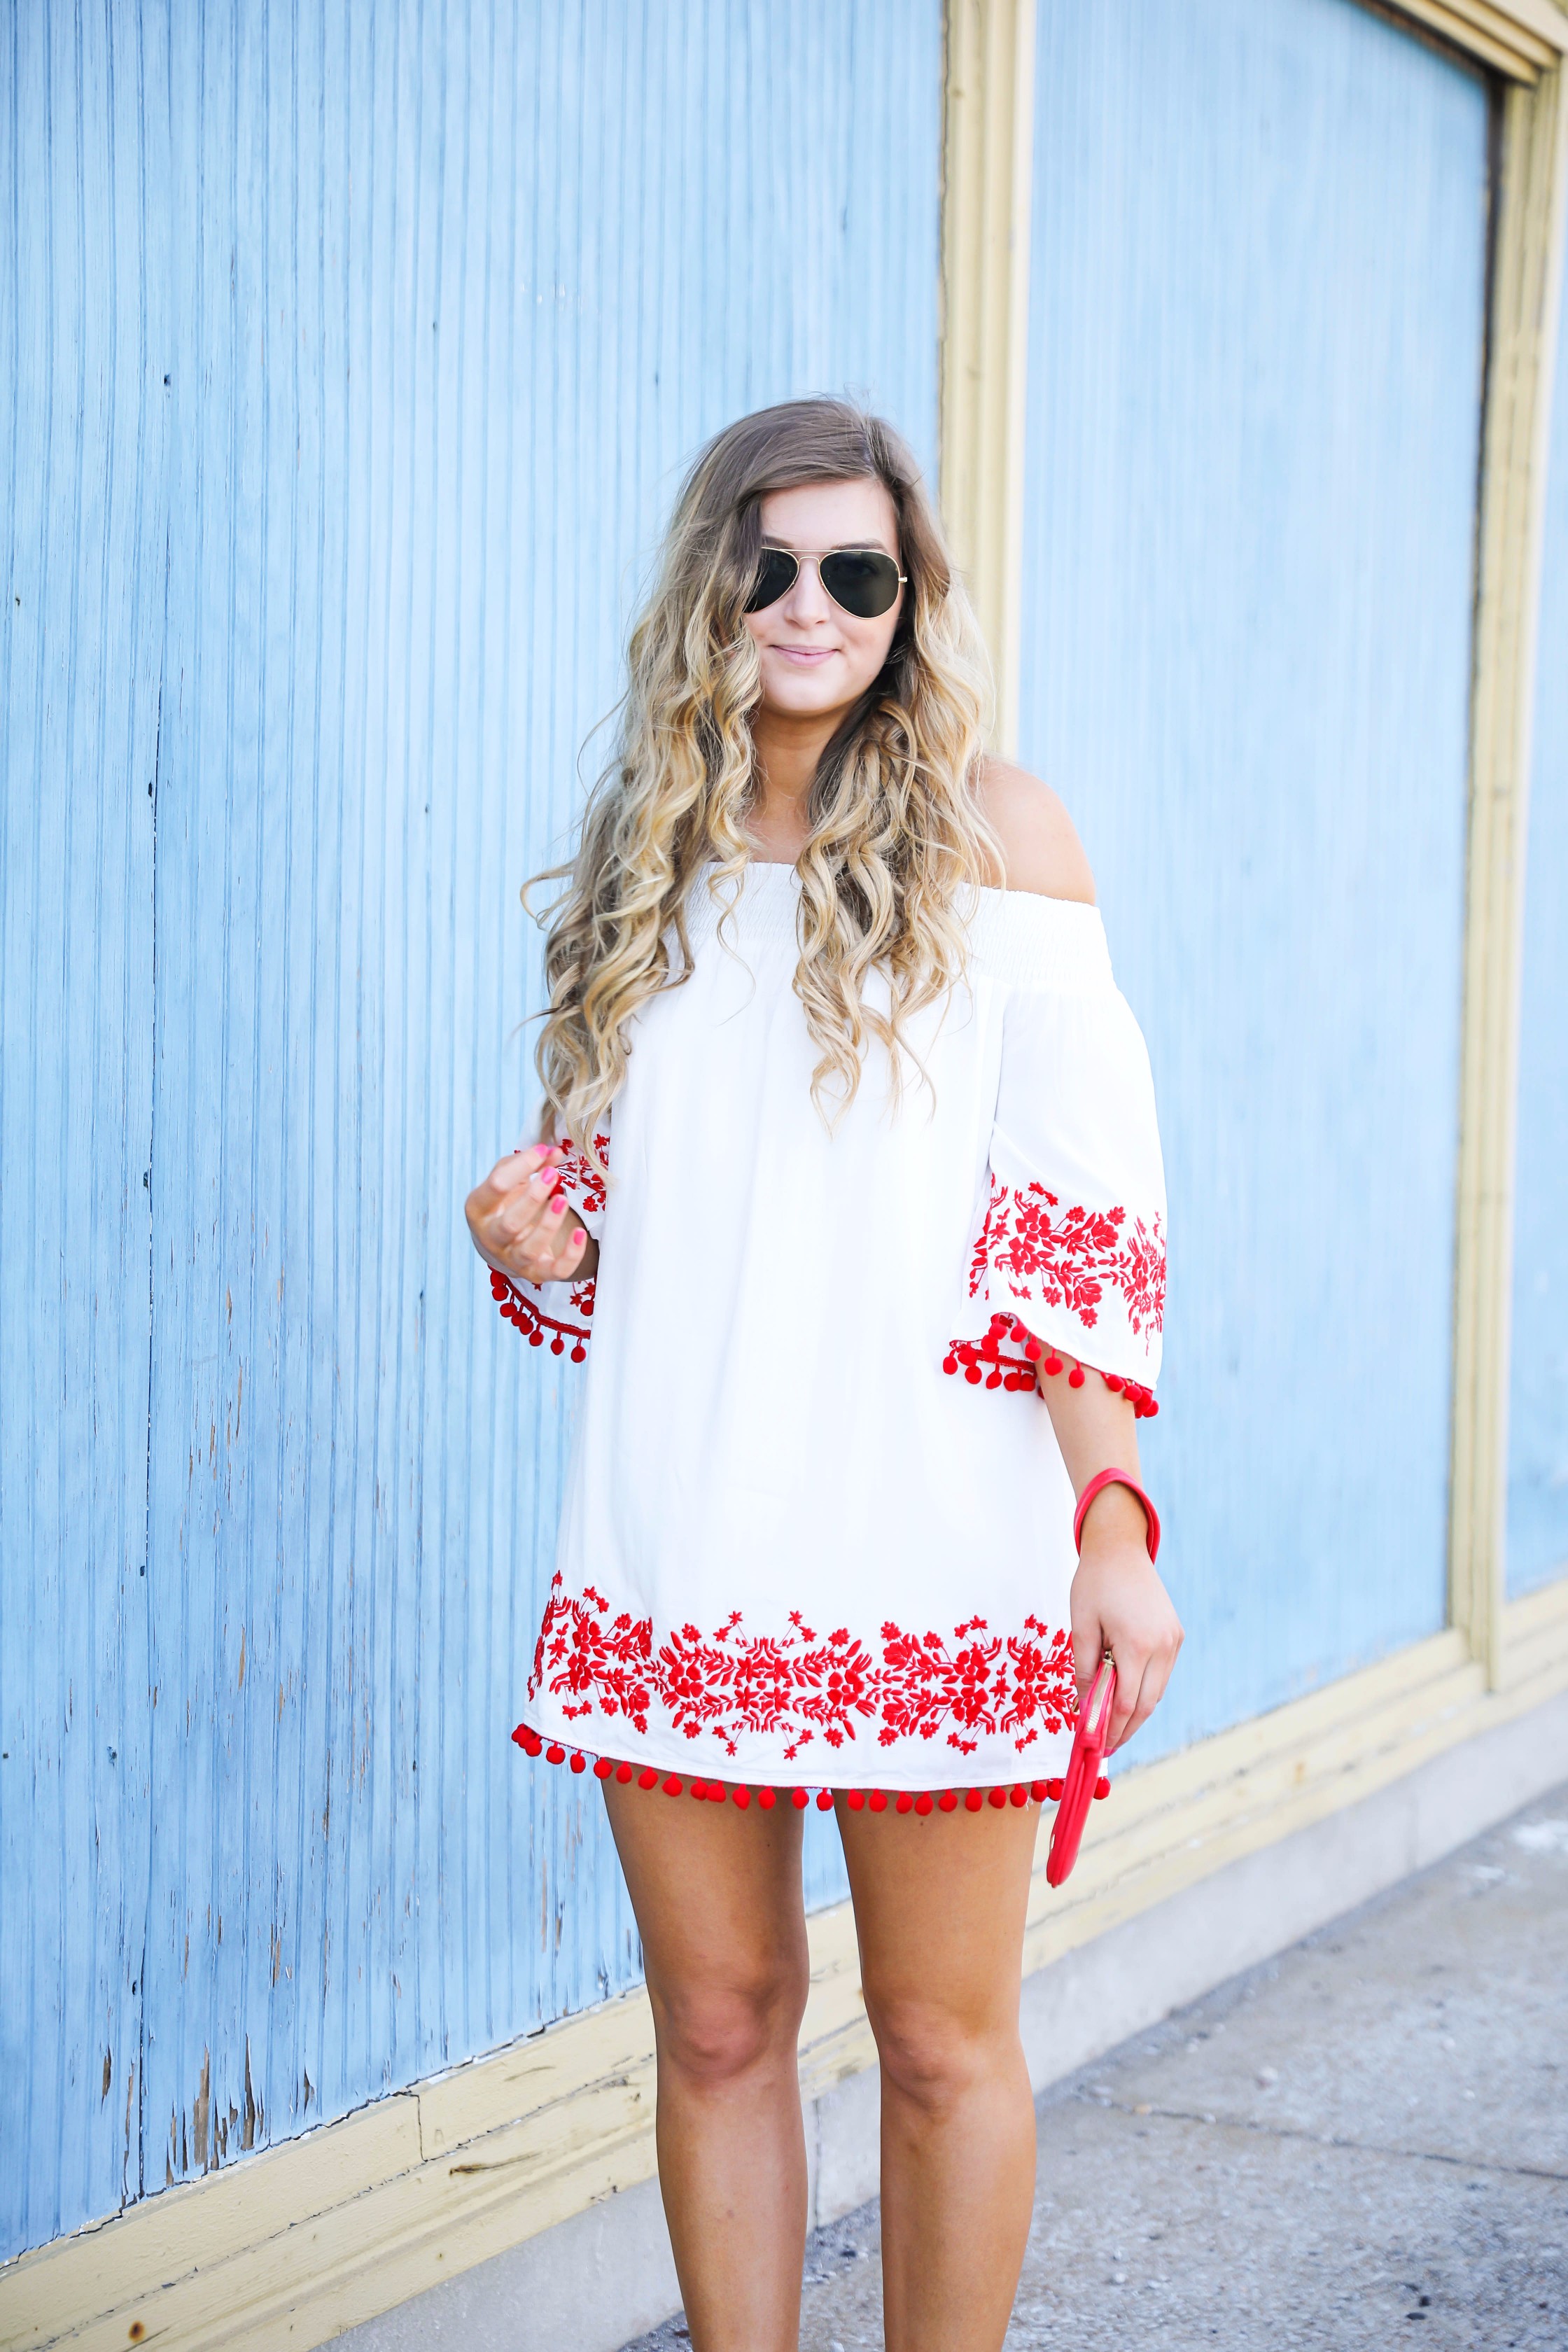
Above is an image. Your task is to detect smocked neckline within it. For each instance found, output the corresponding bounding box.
[736,858,1099,917]
[681,862,1113,993]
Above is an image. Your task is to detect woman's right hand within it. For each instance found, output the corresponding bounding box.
[465,1144,598,1286]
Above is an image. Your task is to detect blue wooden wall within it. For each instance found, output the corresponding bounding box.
[1508,275,1568,1596]
[1017,0,1489,1755]
[0,0,940,2258]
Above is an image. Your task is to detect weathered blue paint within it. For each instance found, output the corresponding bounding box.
[1508,275,1568,1597]
[1,0,938,2258]
[1017,0,1488,1754]
[1,0,166,2254]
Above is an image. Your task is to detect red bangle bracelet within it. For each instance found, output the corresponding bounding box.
[1072,1468,1161,1563]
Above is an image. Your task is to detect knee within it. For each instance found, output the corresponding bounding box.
[652,1960,808,2089]
[867,1994,1014,2119]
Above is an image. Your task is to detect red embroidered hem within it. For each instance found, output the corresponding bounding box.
[511,1723,1111,1812]
[944,1312,1158,1418]
[526,1574,1079,1760]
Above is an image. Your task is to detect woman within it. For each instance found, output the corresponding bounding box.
[466,399,1182,2352]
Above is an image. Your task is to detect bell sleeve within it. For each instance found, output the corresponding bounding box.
[946,933,1166,1415]
[489,1120,610,1365]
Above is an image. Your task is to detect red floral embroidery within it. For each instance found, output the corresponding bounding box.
[970,1175,1165,1339]
[528,1576,1077,1758]
[555,1132,610,1222]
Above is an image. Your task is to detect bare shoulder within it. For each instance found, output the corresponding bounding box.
[973,757,1096,904]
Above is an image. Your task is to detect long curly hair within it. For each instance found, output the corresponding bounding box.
[529,397,997,1158]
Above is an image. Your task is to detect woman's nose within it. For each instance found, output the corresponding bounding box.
[780,558,832,622]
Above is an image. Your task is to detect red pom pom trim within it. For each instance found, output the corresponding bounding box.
[942,1313,1158,1417]
[510,1733,1070,1820]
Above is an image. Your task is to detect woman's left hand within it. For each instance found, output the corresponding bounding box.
[1068,1483,1184,1752]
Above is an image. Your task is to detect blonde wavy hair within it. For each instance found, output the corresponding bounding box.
[529,398,997,1157]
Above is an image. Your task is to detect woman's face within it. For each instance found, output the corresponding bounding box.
[742,476,904,722]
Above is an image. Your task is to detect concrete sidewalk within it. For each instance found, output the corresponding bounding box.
[626,1785,1568,2351]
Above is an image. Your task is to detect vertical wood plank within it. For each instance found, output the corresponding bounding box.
[1450,64,1568,1671]
[939,0,1036,752]
[1504,83,1568,1600]
[0,0,169,2253]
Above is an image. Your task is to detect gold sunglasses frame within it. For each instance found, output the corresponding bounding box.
[746,545,909,620]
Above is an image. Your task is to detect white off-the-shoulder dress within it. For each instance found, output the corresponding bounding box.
[496,860,1166,1810]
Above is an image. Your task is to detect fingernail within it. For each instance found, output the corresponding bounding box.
[548,1196,566,1215]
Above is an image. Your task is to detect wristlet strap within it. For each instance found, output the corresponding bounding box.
[1073,1468,1161,1563]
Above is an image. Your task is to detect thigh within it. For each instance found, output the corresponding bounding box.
[603,1779,811,2012]
[838,1799,1040,2026]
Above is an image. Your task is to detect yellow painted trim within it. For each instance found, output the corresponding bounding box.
[938,0,1036,755]
[9,1592,1565,2352]
[1450,65,1568,1683]
[1386,0,1568,79]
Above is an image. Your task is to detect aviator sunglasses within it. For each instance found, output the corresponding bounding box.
[745,545,906,621]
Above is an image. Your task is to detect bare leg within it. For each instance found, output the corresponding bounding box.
[603,1781,810,2352]
[839,1797,1040,2352]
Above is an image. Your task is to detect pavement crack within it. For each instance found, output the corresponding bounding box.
[1096,2096,1568,2185]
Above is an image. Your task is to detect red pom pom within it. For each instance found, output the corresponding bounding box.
[528,1328,545,1348]
[965,1364,982,1385]
[1025,1334,1043,1362]
[1105,1373,1124,1393]
[1009,1784,1028,1807]
[662,1774,682,1796]
[895,1791,914,1814]
[847,1789,866,1811]
[965,1788,983,1812]
[709,1783,727,1802]
[545,1743,566,1765]
[915,1792,933,1816]
[690,1779,708,1799]
[1030,1780,1049,1802]
[758,1787,776,1809]
[988,1787,1007,1809]
[592,1756,613,1779]
[732,1786,750,1809]
[489,1271,508,1298]
[1094,1775,1110,1799]
[616,1762,633,1784]
[1068,1365,1086,1388]
[1044,1355,1063,1377]
[942,1352,958,1375]
[816,1788,834,1810]
[1045,1777,1065,1800]
[869,1790,888,1813]
[570,1343,587,1364]
[791,1788,809,1809]
[638,1767,659,1790]
[512,1726,542,1756]
[569,1751,587,1774]
[939,1789,958,1812]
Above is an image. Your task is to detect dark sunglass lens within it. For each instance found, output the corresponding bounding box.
[745,550,799,613]
[820,550,902,618]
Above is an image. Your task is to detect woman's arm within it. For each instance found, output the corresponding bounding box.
[977,760,1181,1751]
[1037,1362,1182,1752]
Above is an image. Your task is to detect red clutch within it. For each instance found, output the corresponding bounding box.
[1044,1656,1116,1888]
